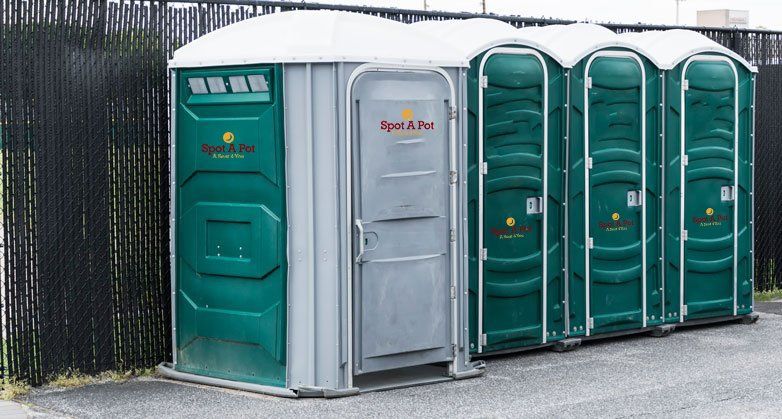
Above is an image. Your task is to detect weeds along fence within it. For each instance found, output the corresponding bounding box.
[0,0,780,385]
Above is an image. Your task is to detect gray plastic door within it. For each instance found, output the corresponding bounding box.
[351,70,453,375]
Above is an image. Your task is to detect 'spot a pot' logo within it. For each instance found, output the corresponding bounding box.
[491,216,532,240]
[599,212,634,232]
[693,207,728,227]
[380,109,436,136]
[201,131,256,159]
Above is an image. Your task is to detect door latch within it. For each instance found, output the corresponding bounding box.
[355,219,365,264]
[721,185,735,201]
[527,197,544,214]
[627,190,643,207]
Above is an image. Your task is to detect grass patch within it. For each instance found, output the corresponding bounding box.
[97,370,133,383]
[48,367,158,389]
[755,288,782,302]
[0,379,30,400]
[134,367,157,378]
[49,369,94,388]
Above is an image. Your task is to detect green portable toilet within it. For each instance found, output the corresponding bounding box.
[413,18,571,354]
[620,30,758,325]
[522,24,667,339]
[161,10,483,397]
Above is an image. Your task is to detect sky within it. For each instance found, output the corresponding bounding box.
[309,0,782,30]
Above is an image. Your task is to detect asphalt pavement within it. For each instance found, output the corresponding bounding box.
[22,306,782,418]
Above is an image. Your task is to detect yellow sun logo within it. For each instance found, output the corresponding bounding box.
[222,132,235,144]
[401,109,414,121]
[506,217,516,227]
[706,208,714,216]
[612,213,620,221]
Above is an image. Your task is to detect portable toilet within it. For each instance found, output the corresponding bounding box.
[161,10,483,397]
[521,23,667,339]
[620,30,758,325]
[413,18,571,354]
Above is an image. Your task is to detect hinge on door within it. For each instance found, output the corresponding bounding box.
[480,161,488,175]
[480,75,488,88]
[681,305,688,316]
[480,333,487,346]
[586,157,593,170]
[448,106,457,120]
[480,248,488,261]
[682,154,689,166]
[682,79,689,90]
[586,77,593,89]
[452,344,458,357]
[587,317,595,329]
[449,228,456,242]
[450,286,456,299]
[449,170,458,185]
[682,229,688,241]
[588,237,594,249]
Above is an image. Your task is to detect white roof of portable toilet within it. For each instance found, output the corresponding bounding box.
[517,23,661,68]
[619,29,757,72]
[169,10,468,69]
[411,18,565,65]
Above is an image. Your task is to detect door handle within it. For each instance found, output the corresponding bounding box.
[526,197,543,214]
[627,190,643,207]
[355,219,365,264]
[721,185,735,201]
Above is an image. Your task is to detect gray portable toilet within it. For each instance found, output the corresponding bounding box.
[521,24,668,339]
[413,18,573,354]
[161,10,482,397]
[620,30,758,325]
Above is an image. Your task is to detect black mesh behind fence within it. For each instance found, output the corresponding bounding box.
[0,0,780,385]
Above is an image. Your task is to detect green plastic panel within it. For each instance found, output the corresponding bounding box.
[568,50,663,337]
[174,66,287,387]
[467,48,566,353]
[663,56,754,322]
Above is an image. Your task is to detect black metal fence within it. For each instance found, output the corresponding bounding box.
[0,0,780,385]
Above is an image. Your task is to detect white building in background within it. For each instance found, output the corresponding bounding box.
[697,9,749,28]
